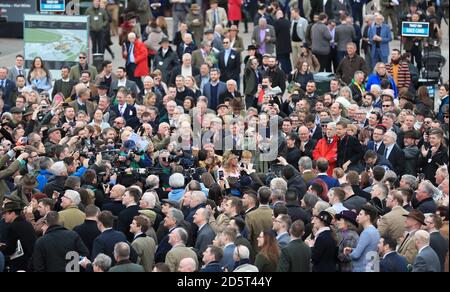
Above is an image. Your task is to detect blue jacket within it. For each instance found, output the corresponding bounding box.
[220,243,236,272]
[36,169,53,192]
[380,251,408,272]
[168,188,185,202]
[365,73,398,98]
[200,261,224,272]
[91,229,130,265]
[350,225,380,272]
[368,23,392,60]
[438,95,449,122]
[312,175,340,190]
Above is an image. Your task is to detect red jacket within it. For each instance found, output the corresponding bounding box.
[312,136,339,176]
[133,39,149,77]
[228,0,242,21]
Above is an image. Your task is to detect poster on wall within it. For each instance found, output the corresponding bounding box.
[0,0,37,22]
[40,0,66,12]
[23,14,90,75]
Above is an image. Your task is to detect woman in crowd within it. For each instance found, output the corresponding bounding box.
[289,61,314,91]
[335,210,360,272]
[297,43,320,73]
[255,231,280,272]
[27,57,52,93]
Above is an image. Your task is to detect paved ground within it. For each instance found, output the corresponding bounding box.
[1,18,448,97]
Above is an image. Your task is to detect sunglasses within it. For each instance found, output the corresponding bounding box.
[79,56,86,59]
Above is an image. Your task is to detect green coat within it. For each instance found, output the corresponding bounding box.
[108,260,145,272]
[69,64,98,83]
[277,238,311,272]
[58,206,86,231]
[131,236,156,272]
[245,206,273,252]
[255,253,278,272]
[165,244,199,272]
[85,6,108,32]
[0,154,21,205]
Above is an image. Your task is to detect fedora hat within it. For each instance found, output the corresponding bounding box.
[403,210,426,225]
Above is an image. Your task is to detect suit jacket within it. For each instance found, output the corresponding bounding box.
[94,72,117,87]
[191,49,208,69]
[110,103,139,129]
[220,243,236,272]
[69,100,96,118]
[251,25,276,55]
[337,135,363,169]
[366,140,386,156]
[165,243,199,272]
[243,62,260,96]
[0,79,16,106]
[311,229,338,272]
[412,246,441,272]
[109,260,145,272]
[205,7,228,29]
[245,205,274,252]
[380,251,408,272]
[203,81,227,110]
[69,64,98,83]
[73,219,101,254]
[277,238,311,272]
[430,231,448,272]
[397,229,419,264]
[218,49,241,82]
[110,79,139,97]
[385,144,405,176]
[52,79,77,100]
[91,229,128,264]
[200,261,223,272]
[378,206,408,243]
[195,224,216,254]
[315,174,340,190]
[176,42,198,61]
[7,66,27,82]
[131,234,156,272]
[368,23,392,61]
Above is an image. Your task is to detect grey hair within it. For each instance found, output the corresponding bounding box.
[169,208,185,224]
[113,242,130,260]
[191,191,207,204]
[271,189,286,202]
[385,130,397,142]
[298,156,313,170]
[420,180,438,198]
[146,174,160,188]
[270,178,288,192]
[401,174,418,189]
[314,200,331,213]
[234,245,250,260]
[51,161,67,176]
[173,227,188,244]
[93,253,112,272]
[169,173,185,188]
[141,191,157,208]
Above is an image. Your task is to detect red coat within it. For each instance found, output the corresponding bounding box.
[133,39,149,77]
[312,136,339,176]
[228,0,242,21]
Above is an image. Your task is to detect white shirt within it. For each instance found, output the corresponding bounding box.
[181,66,192,78]
[384,143,394,158]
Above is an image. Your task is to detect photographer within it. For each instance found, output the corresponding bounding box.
[0,146,29,205]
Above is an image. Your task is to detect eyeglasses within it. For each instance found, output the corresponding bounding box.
[445,115,449,119]
[223,42,229,44]
[382,104,391,107]
[79,56,86,59]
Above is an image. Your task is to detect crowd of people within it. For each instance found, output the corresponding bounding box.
[0,0,449,273]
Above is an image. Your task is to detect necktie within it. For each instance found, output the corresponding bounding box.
[213,10,217,28]
[119,105,124,115]
[375,143,378,152]
[328,138,333,144]
[384,147,388,158]
[0,80,4,88]
[19,69,23,76]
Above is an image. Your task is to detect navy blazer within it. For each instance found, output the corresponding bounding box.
[430,231,448,272]
[366,140,385,156]
[195,224,216,254]
[218,49,241,82]
[385,144,405,176]
[412,246,441,272]
[73,219,101,254]
[91,229,130,264]
[219,243,236,272]
[202,81,227,110]
[110,103,140,129]
[380,251,408,272]
[314,175,340,190]
[200,261,224,272]
[0,79,17,106]
[311,229,338,272]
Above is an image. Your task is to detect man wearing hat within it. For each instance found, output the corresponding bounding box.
[306,210,338,272]
[187,3,204,46]
[0,201,36,272]
[154,37,179,84]
[7,174,39,208]
[10,106,23,124]
[204,29,224,52]
[402,130,420,176]
[44,127,63,154]
[206,0,228,30]
[0,148,29,206]
[58,190,86,231]
[398,209,426,264]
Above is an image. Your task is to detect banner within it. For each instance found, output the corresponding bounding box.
[23,14,90,73]
[40,0,66,12]
[401,22,430,37]
[0,0,37,22]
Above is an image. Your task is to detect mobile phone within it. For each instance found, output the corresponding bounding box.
[218,170,224,180]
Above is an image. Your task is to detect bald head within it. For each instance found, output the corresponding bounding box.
[111,184,126,199]
[178,257,197,272]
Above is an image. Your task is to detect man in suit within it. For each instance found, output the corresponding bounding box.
[383,130,405,176]
[336,121,363,171]
[398,210,425,264]
[218,38,241,85]
[69,86,95,118]
[203,68,227,111]
[378,191,409,243]
[52,65,76,100]
[176,33,197,61]
[252,17,276,55]
[110,67,139,97]
[165,227,199,272]
[219,227,237,272]
[205,0,228,29]
[243,55,260,109]
[117,188,141,242]
[200,246,223,272]
[298,156,316,184]
[341,183,367,213]
[245,187,274,252]
[278,220,311,272]
[368,13,392,66]
[108,242,145,272]
[7,54,27,82]
[311,158,340,189]
[412,230,441,272]
[0,66,16,107]
[154,37,179,84]
[378,235,409,272]
[130,215,156,272]
[69,52,98,82]
[73,205,101,254]
[91,211,137,265]
[70,70,98,99]
[424,214,448,271]
[191,42,213,69]
[195,64,211,95]
[94,60,117,91]
[219,80,241,105]
[305,115,322,142]
[366,125,386,156]
[193,208,216,254]
[273,10,292,74]
[273,214,292,249]
[298,125,317,159]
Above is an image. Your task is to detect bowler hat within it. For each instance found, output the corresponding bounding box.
[335,210,359,227]
[316,210,333,226]
[403,210,426,225]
